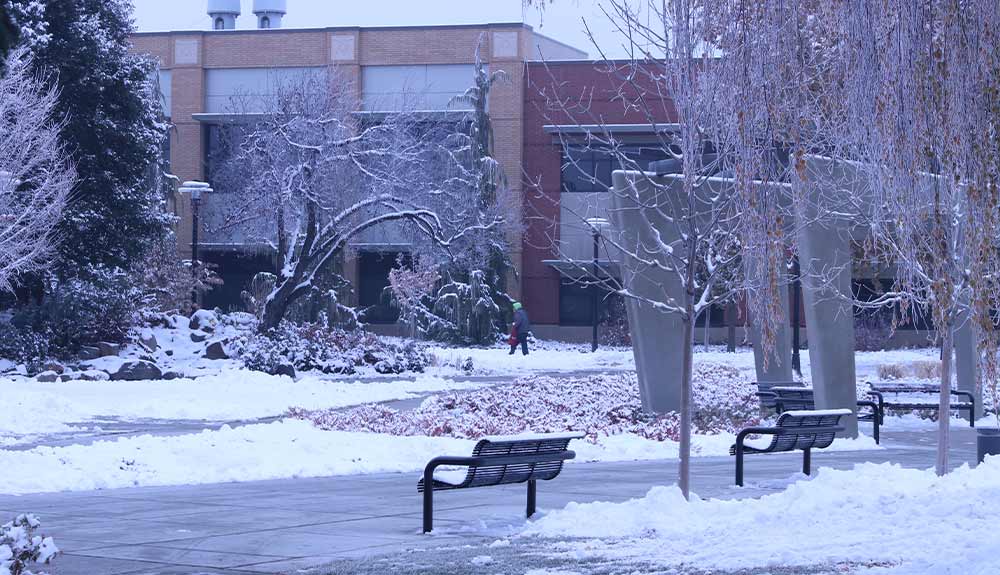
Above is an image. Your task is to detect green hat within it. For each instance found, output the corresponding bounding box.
[512,302,522,310]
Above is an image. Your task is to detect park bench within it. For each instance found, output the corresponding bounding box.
[867,382,976,427]
[730,409,850,486]
[765,386,883,444]
[754,380,806,411]
[417,432,584,533]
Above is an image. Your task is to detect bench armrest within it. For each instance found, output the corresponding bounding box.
[952,390,976,405]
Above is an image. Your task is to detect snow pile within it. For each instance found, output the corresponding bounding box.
[523,459,1000,574]
[0,373,483,436]
[1,514,58,575]
[289,365,762,442]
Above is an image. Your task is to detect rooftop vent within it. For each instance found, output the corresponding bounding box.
[207,0,240,30]
[253,0,287,29]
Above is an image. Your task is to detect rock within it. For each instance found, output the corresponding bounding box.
[78,370,110,381]
[58,373,76,382]
[165,349,174,357]
[35,371,59,382]
[171,314,191,330]
[140,354,156,363]
[110,360,163,381]
[271,363,296,379]
[189,309,218,332]
[78,346,101,361]
[97,342,121,357]
[190,332,209,343]
[41,362,65,374]
[139,330,158,352]
[203,340,229,360]
[162,371,182,380]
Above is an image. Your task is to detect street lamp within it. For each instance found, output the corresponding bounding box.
[179,181,212,302]
[586,217,611,352]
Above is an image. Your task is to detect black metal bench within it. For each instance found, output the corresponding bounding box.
[417,432,583,533]
[867,382,976,427]
[754,380,806,411]
[730,409,850,486]
[767,386,883,444]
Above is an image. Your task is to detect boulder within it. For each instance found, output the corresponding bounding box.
[165,349,175,357]
[203,340,229,360]
[190,332,209,343]
[97,342,121,357]
[78,370,111,382]
[110,360,163,381]
[162,371,182,380]
[35,371,59,382]
[189,309,218,333]
[41,362,65,375]
[78,346,101,361]
[139,331,158,352]
[271,363,296,379]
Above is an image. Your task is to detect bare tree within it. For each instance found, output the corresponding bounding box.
[0,47,73,292]
[211,71,504,332]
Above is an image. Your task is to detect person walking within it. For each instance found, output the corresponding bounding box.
[509,301,531,356]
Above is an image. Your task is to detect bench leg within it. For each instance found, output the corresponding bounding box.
[735,443,745,487]
[969,406,976,427]
[802,448,811,476]
[873,417,880,445]
[526,480,537,518]
[422,488,434,533]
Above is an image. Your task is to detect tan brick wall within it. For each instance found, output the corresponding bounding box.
[203,30,329,68]
[129,25,535,290]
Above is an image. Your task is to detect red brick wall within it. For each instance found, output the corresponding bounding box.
[521,60,676,324]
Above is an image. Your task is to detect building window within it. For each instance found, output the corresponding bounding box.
[260,16,271,28]
[214,17,225,30]
[561,145,671,193]
[358,251,409,324]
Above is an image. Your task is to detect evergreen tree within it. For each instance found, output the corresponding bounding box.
[1,0,169,272]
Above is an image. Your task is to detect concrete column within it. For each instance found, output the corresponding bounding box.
[748,279,794,383]
[609,171,685,413]
[798,156,860,437]
[954,308,982,417]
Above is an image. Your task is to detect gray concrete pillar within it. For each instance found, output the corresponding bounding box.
[954,308,982,417]
[748,281,794,384]
[609,170,686,413]
[798,156,860,437]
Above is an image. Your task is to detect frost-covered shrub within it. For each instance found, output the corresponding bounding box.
[877,363,905,380]
[1,514,58,575]
[289,363,760,442]
[233,322,431,375]
[12,267,143,354]
[141,238,222,315]
[0,325,51,369]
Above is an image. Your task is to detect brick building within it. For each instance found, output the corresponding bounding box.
[130,3,697,340]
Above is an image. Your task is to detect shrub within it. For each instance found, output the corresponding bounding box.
[1,514,59,575]
[141,238,222,315]
[911,360,941,380]
[289,363,761,442]
[9,266,143,356]
[877,363,905,380]
[0,325,51,370]
[233,322,431,375]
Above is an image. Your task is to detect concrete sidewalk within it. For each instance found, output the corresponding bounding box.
[4,427,979,575]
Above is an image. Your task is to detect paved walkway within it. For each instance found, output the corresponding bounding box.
[2,426,980,575]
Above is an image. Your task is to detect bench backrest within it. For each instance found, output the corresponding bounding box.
[766,409,849,452]
[771,386,816,411]
[462,435,578,488]
[755,381,806,409]
[868,381,952,394]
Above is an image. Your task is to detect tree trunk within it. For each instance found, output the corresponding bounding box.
[679,301,695,500]
[727,300,737,353]
[937,322,954,476]
[703,305,711,351]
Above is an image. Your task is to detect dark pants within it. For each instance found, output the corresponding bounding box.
[509,335,529,355]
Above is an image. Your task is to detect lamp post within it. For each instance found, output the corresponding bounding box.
[791,255,802,375]
[586,217,611,352]
[179,181,212,302]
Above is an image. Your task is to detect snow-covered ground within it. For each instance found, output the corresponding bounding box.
[0,419,878,495]
[0,373,482,439]
[522,458,1000,575]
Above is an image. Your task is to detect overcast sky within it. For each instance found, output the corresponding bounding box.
[131,0,649,58]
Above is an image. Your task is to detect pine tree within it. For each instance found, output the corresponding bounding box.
[2,0,169,272]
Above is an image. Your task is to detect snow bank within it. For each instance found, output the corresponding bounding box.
[523,459,1000,574]
[0,419,876,495]
[0,373,482,435]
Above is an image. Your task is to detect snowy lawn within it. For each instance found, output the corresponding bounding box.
[521,458,1000,575]
[0,373,482,439]
[0,419,876,495]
